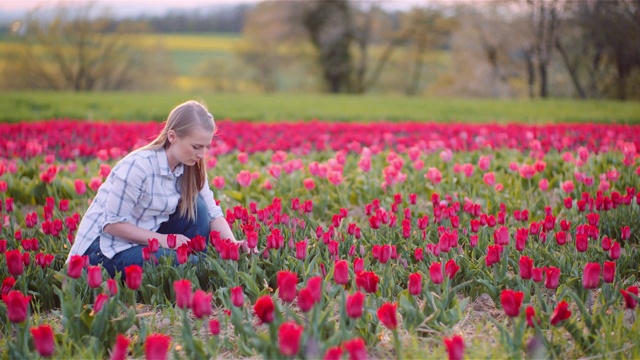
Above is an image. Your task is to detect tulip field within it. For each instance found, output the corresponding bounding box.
[1,119,640,359]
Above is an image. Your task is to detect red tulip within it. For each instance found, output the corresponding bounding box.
[603,261,615,284]
[408,272,422,296]
[620,225,631,240]
[346,291,365,319]
[532,267,544,282]
[278,321,303,357]
[277,270,298,303]
[144,333,171,360]
[525,306,537,328]
[110,334,130,360]
[166,234,177,249]
[31,324,55,357]
[620,286,638,309]
[575,234,588,252]
[107,279,118,296]
[94,294,109,313]
[191,290,212,319]
[343,338,367,360]
[209,319,220,336]
[445,259,460,279]
[231,286,244,307]
[443,335,464,360]
[307,276,322,303]
[295,241,307,260]
[5,249,24,276]
[500,289,524,317]
[429,262,443,284]
[334,260,349,285]
[376,302,398,330]
[254,295,275,324]
[124,265,142,290]
[582,263,601,289]
[173,279,192,309]
[323,346,343,360]
[176,245,189,264]
[355,271,378,293]
[2,290,31,323]
[609,241,621,260]
[485,244,503,267]
[550,301,571,326]
[297,287,315,312]
[2,277,16,295]
[67,254,86,279]
[519,256,533,280]
[87,266,103,289]
[544,266,560,289]
[353,258,364,273]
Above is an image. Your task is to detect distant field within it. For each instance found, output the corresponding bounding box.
[1,91,639,123]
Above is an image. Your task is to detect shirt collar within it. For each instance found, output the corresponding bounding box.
[157,148,184,177]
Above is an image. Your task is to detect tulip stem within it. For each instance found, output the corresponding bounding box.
[392,329,403,359]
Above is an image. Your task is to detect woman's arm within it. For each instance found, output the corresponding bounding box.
[104,222,191,248]
[209,217,237,242]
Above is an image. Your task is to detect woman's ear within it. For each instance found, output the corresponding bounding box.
[167,130,176,144]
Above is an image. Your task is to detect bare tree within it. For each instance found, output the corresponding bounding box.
[301,0,354,93]
[527,0,560,98]
[3,4,171,91]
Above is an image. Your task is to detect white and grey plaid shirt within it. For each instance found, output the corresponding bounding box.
[67,148,223,260]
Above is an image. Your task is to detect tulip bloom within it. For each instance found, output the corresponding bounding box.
[173,279,192,309]
[346,291,365,319]
[2,290,31,323]
[254,295,275,324]
[429,262,443,284]
[5,249,24,276]
[297,287,315,313]
[93,294,108,313]
[343,338,367,360]
[67,256,84,279]
[277,271,298,303]
[603,261,615,283]
[2,277,16,295]
[544,266,561,289]
[191,290,213,319]
[110,334,130,360]
[334,260,349,285]
[31,324,55,357]
[485,245,503,267]
[609,241,621,260]
[144,334,171,360]
[324,346,343,360]
[575,234,588,252]
[550,301,571,326]
[107,279,118,296]
[355,271,379,293]
[377,302,398,330]
[500,289,524,317]
[306,276,322,303]
[278,321,303,357]
[443,335,464,360]
[582,263,601,289]
[519,256,533,280]
[209,319,221,336]
[445,259,460,279]
[124,265,143,290]
[525,306,537,328]
[408,273,422,296]
[620,286,639,309]
[231,286,244,307]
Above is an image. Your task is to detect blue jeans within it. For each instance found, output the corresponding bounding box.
[84,197,210,279]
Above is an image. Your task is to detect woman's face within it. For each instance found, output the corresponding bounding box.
[166,126,214,169]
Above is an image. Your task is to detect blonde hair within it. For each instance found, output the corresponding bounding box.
[140,100,215,221]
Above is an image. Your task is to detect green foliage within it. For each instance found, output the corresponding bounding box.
[1,91,640,123]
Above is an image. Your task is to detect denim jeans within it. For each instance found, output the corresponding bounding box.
[84,197,209,279]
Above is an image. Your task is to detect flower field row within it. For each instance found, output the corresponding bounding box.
[1,120,639,359]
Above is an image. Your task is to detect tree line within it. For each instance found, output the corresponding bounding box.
[2,0,639,99]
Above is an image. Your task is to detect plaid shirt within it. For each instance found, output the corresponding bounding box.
[67,148,223,260]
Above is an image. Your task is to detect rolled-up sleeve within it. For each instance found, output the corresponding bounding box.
[200,173,223,220]
[99,159,146,230]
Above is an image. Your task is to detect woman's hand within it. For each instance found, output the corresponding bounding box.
[234,239,259,254]
[158,234,191,249]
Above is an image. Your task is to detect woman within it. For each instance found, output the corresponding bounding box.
[67,100,244,278]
